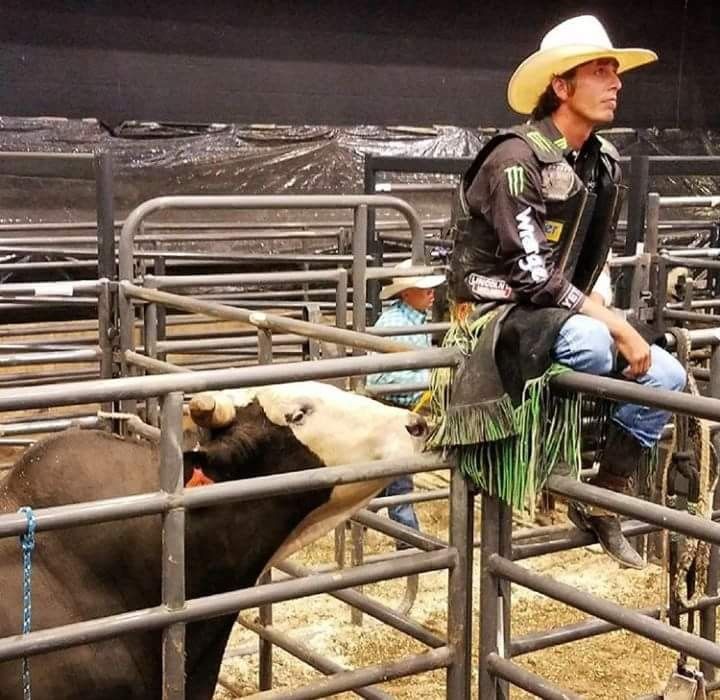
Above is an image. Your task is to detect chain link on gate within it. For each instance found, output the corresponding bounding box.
[17,506,36,700]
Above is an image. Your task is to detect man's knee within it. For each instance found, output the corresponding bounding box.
[651,347,687,392]
[555,316,614,375]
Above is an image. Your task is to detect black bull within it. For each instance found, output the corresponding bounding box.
[0,399,345,700]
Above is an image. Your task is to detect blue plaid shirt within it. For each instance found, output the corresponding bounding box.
[367,300,431,407]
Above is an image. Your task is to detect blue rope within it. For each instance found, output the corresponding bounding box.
[18,506,36,700]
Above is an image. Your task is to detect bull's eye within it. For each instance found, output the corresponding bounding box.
[287,407,306,425]
[406,415,428,438]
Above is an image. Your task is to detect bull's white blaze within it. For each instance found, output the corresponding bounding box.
[223,381,424,465]
[212,381,426,569]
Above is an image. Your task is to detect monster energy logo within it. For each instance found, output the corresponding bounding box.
[554,136,568,150]
[504,165,525,197]
[526,131,557,154]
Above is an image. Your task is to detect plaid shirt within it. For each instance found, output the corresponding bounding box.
[366,300,431,407]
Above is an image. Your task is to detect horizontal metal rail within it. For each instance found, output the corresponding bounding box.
[276,560,445,649]
[0,549,454,662]
[0,348,102,367]
[122,282,411,354]
[0,453,450,538]
[486,653,583,700]
[246,646,453,700]
[238,616,392,700]
[490,555,720,668]
[118,195,427,283]
[547,475,720,546]
[145,269,345,289]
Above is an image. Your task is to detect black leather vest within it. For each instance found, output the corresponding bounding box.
[447,122,624,303]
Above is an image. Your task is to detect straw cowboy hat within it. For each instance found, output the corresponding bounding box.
[379,259,445,300]
[507,15,658,115]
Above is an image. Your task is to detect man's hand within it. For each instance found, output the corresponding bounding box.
[579,294,652,378]
[613,323,651,378]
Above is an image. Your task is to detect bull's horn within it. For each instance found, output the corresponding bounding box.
[189,393,236,428]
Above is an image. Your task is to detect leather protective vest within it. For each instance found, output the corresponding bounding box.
[447,123,624,303]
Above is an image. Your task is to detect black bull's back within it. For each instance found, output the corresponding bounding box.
[0,429,330,699]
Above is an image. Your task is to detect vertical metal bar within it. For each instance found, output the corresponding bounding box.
[351,521,365,626]
[154,257,168,363]
[446,467,473,700]
[94,151,116,281]
[160,391,186,700]
[301,262,310,304]
[144,299,160,427]
[335,268,348,360]
[351,205,369,392]
[619,155,650,308]
[644,192,661,257]
[257,329,273,365]
[302,303,322,360]
[364,157,382,323]
[257,337,273,689]
[334,525,346,569]
[479,495,511,699]
[701,344,720,681]
[498,499,512,700]
[97,281,114,381]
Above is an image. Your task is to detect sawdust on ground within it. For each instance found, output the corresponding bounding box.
[212,492,716,700]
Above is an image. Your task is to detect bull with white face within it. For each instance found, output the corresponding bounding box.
[0,381,427,699]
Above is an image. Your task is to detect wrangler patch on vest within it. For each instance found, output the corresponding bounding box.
[504,165,525,197]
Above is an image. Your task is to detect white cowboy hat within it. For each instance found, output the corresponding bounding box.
[507,15,658,115]
[379,259,445,300]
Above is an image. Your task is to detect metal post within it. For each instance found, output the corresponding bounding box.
[701,344,720,681]
[446,467,473,700]
[97,280,115,414]
[364,157,382,323]
[154,257,167,363]
[94,151,115,282]
[619,155,650,308]
[160,392,186,700]
[144,299,160,427]
[351,521,365,626]
[479,493,510,700]
[302,304,322,360]
[351,205,369,391]
[335,267,348,360]
[257,334,273,689]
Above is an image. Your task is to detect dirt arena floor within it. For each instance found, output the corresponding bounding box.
[211,485,719,700]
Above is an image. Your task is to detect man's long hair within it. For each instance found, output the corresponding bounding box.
[531,67,578,121]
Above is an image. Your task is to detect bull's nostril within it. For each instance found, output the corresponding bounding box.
[405,415,428,438]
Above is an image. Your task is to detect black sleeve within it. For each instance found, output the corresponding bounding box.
[467,139,585,310]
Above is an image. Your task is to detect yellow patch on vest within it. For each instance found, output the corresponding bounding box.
[544,220,564,242]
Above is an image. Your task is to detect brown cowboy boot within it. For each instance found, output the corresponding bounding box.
[568,421,646,570]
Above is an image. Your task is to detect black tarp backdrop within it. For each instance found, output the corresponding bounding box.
[0,1,717,129]
[0,2,717,239]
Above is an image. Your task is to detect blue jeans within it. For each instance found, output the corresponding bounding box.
[381,475,420,533]
[553,315,687,448]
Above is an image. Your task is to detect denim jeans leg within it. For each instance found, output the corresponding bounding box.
[382,475,420,538]
[552,314,687,448]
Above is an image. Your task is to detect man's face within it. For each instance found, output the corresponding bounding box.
[399,287,436,312]
[556,58,622,125]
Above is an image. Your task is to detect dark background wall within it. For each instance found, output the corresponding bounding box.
[0,1,716,129]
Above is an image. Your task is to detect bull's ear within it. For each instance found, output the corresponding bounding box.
[183,450,208,485]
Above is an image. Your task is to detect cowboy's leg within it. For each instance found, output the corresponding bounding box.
[383,475,420,533]
[551,315,655,568]
[613,345,687,447]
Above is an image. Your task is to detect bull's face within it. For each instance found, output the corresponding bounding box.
[186,381,428,475]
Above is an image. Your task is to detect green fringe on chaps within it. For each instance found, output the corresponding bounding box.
[428,313,583,512]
